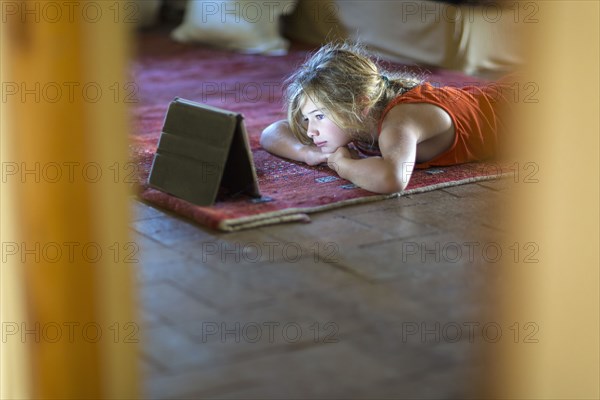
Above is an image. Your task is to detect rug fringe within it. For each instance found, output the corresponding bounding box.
[219,213,311,231]
[402,172,511,195]
[216,173,511,231]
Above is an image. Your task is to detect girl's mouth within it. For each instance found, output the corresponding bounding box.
[315,141,327,147]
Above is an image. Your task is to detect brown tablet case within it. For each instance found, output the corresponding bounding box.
[148,97,261,206]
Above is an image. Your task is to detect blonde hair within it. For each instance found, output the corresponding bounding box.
[284,42,423,145]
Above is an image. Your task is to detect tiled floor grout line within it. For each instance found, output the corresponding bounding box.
[356,227,443,249]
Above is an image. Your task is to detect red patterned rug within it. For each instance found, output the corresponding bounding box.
[131,29,509,231]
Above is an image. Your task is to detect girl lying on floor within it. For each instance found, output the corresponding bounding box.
[260,43,511,194]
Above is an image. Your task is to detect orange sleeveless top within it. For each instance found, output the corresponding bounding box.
[376,82,509,169]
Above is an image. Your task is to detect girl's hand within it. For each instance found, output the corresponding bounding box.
[327,146,359,171]
[303,146,331,166]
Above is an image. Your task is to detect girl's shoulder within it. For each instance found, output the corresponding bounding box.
[378,83,446,132]
[384,82,437,109]
[378,92,455,143]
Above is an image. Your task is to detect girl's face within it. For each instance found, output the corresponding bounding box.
[300,97,352,154]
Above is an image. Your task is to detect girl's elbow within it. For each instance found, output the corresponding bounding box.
[396,180,409,193]
[385,179,407,194]
[260,120,287,150]
[259,124,275,149]
[374,160,411,194]
[384,167,409,193]
[375,174,407,194]
[259,129,269,149]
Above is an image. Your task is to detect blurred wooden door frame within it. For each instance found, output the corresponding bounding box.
[1,2,139,398]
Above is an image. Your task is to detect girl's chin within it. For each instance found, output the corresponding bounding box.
[320,146,339,154]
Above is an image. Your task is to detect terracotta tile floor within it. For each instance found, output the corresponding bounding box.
[132,179,514,399]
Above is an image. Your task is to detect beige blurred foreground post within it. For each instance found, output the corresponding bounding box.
[1,1,139,398]
[483,1,599,399]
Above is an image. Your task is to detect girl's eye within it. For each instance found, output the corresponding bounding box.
[302,113,325,123]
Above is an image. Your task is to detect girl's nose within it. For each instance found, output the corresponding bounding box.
[307,125,318,138]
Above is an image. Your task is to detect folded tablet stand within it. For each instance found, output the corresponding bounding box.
[148,98,261,206]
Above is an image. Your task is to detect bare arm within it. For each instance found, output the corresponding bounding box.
[260,120,329,166]
[328,103,454,194]
[327,129,418,194]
